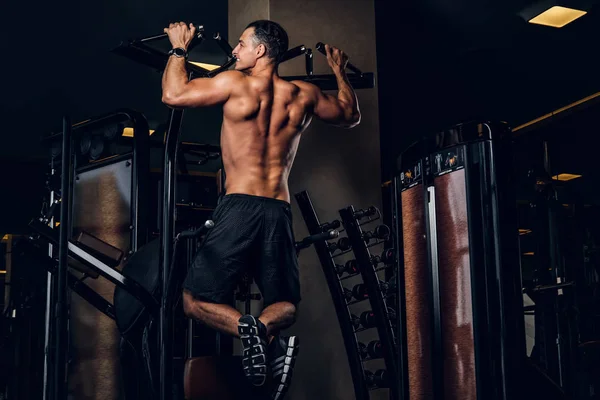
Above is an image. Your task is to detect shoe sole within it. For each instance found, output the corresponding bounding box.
[270,336,299,400]
[238,317,267,386]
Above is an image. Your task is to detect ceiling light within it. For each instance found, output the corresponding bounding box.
[523,252,535,256]
[552,173,582,181]
[529,6,586,27]
[518,0,591,28]
[519,229,532,235]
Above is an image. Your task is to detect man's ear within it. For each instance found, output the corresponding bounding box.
[255,43,266,59]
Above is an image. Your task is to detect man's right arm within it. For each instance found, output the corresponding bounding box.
[301,44,361,128]
[314,67,361,128]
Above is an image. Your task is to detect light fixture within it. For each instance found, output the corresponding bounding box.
[518,0,592,28]
[552,173,582,181]
[1,234,8,241]
[523,252,535,256]
[122,128,156,137]
[519,229,532,235]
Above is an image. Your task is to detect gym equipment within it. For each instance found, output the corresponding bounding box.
[393,121,526,400]
[35,109,152,400]
[362,224,391,243]
[327,237,352,253]
[364,369,389,389]
[338,205,399,398]
[296,190,399,399]
[295,191,372,400]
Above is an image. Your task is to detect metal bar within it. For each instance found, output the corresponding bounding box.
[110,40,375,90]
[30,219,159,311]
[43,182,56,400]
[54,115,71,400]
[339,206,398,399]
[70,276,116,320]
[295,190,370,400]
[282,73,375,90]
[160,107,185,400]
[130,112,151,252]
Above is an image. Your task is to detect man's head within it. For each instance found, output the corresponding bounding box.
[232,20,289,72]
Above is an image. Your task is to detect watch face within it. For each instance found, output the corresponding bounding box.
[174,48,185,56]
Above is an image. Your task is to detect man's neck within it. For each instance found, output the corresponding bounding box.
[246,62,277,78]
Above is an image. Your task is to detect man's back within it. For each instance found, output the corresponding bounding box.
[221,72,313,203]
[161,21,360,203]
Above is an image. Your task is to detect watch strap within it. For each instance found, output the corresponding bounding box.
[168,47,188,59]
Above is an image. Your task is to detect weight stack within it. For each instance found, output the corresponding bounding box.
[393,121,526,400]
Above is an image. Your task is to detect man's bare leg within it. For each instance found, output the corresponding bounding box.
[258,301,297,339]
[182,291,241,337]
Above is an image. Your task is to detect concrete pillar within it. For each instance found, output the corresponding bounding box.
[229,1,383,398]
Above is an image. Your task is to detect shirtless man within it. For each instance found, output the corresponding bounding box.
[162,20,360,398]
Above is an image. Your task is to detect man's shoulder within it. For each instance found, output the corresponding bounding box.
[214,70,246,82]
[289,79,319,98]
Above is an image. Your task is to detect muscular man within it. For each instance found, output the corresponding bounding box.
[162,20,360,398]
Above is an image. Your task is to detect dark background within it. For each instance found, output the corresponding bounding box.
[0,0,228,235]
[1,0,600,229]
[375,0,600,180]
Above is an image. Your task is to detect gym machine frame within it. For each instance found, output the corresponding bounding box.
[33,109,152,400]
[393,121,527,400]
[112,24,376,400]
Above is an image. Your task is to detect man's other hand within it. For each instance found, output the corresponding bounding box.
[164,22,197,50]
[324,44,349,72]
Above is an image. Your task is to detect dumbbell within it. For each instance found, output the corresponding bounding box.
[342,287,354,302]
[334,259,359,276]
[358,342,368,359]
[387,274,398,293]
[360,308,397,328]
[381,248,395,264]
[351,283,369,301]
[363,224,391,243]
[328,236,351,252]
[365,369,388,388]
[320,219,341,231]
[359,310,376,328]
[366,340,383,359]
[350,313,361,330]
[352,281,388,300]
[353,206,377,220]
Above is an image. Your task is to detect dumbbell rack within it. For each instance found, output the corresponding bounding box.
[295,190,399,400]
[338,206,398,399]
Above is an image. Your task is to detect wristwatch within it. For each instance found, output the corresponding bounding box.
[168,47,188,59]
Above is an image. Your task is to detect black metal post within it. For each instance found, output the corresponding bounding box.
[54,115,72,400]
[130,113,151,252]
[295,190,370,400]
[339,206,399,399]
[159,107,185,400]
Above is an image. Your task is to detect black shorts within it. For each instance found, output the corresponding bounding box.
[183,193,301,308]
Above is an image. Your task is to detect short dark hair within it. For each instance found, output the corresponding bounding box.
[245,20,289,64]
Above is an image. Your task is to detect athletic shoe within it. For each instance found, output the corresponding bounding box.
[268,335,300,400]
[238,315,268,386]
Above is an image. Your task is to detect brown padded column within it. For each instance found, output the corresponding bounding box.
[401,185,434,400]
[434,169,476,400]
